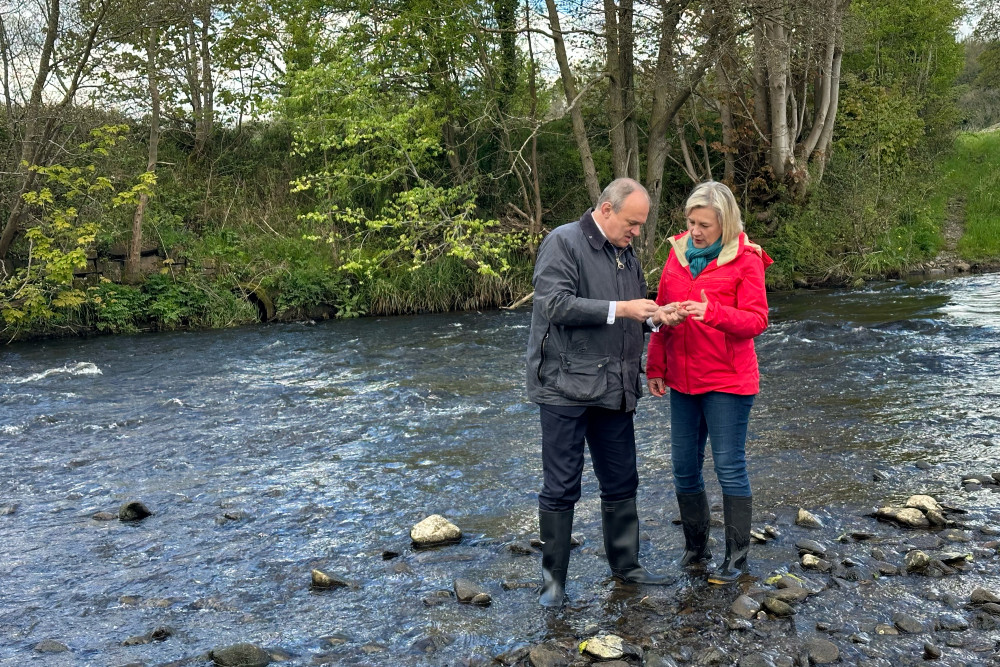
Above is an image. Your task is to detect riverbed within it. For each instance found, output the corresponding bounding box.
[1,274,999,666]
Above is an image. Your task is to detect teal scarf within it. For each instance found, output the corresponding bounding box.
[686,237,723,278]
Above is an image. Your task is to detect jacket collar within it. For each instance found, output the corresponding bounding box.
[671,231,760,269]
[580,208,610,251]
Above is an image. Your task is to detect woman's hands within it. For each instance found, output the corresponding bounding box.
[679,290,710,321]
[647,377,667,397]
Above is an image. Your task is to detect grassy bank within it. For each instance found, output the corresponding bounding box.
[946,130,1000,260]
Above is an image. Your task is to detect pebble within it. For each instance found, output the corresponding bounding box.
[941,528,971,543]
[875,506,929,528]
[310,569,355,589]
[528,642,568,667]
[796,508,823,528]
[118,500,153,522]
[923,642,942,660]
[763,597,794,617]
[795,539,827,556]
[92,511,117,521]
[893,611,925,633]
[731,595,761,619]
[804,638,839,664]
[905,495,942,512]
[904,550,930,571]
[874,623,899,635]
[34,639,69,653]
[938,613,970,631]
[970,587,1000,604]
[770,586,809,603]
[209,643,271,667]
[453,578,488,603]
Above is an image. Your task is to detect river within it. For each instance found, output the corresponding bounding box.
[2,273,999,666]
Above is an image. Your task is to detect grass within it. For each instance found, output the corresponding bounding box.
[942,130,1000,260]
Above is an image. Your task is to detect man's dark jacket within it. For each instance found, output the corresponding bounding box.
[525,209,649,412]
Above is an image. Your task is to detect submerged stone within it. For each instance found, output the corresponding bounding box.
[804,638,839,664]
[905,550,931,571]
[528,642,570,667]
[731,595,761,619]
[893,612,925,634]
[118,500,153,522]
[796,508,823,528]
[453,578,487,603]
[209,643,271,667]
[970,587,1000,605]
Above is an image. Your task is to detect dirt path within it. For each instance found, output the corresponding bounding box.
[914,195,972,276]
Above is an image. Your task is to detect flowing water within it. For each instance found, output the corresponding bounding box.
[2,274,1000,666]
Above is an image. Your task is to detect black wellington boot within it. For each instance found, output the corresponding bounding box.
[707,494,752,585]
[601,497,672,584]
[539,508,574,606]
[676,491,712,567]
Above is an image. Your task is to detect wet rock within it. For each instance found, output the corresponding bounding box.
[970,587,1000,604]
[0,503,17,516]
[209,643,271,667]
[874,507,929,528]
[937,551,972,564]
[964,482,982,492]
[470,592,492,606]
[453,578,488,603]
[926,510,948,526]
[840,565,873,582]
[873,560,899,576]
[962,474,996,486]
[495,645,531,665]
[905,495,942,513]
[580,634,624,660]
[695,647,730,664]
[874,624,899,635]
[411,633,454,654]
[92,511,117,521]
[764,525,781,538]
[731,595,761,619]
[570,533,585,547]
[528,642,569,667]
[310,569,356,590]
[644,652,680,667]
[850,632,872,644]
[796,508,823,528]
[940,528,971,543]
[410,515,461,547]
[906,535,944,550]
[770,586,810,603]
[728,618,754,631]
[34,639,69,653]
[739,655,775,667]
[507,541,536,555]
[979,602,1000,616]
[893,612,925,633]
[981,526,1000,536]
[801,554,832,572]
[422,590,454,606]
[904,550,930,571]
[763,597,794,617]
[804,638,839,664]
[381,549,400,560]
[938,613,970,631]
[923,643,942,660]
[915,460,932,470]
[122,626,173,646]
[119,501,153,522]
[872,470,890,482]
[796,539,827,556]
[750,529,769,543]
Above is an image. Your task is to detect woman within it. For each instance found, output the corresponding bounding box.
[646,181,771,584]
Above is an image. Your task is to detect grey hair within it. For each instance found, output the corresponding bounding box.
[684,181,743,244]
[596,178,650,212]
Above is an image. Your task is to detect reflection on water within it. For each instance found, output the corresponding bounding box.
[1,274,999,665]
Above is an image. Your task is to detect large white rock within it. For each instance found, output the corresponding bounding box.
[410,514,462,546]
[905,495,942,513]
[875,507,930,528]
[580,635,624,660]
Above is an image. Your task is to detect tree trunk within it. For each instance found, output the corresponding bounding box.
[764,15,790,179]
[126,27,161,282]
[815,45,843,183]
[603,0,629,179]
[752,21,771,142]
[619,0,640,180]
[544,0,601,203]
[0,0,60,261]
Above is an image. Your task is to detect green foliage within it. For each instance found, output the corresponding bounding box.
[87,280,149,333]
[947,131,1000,259]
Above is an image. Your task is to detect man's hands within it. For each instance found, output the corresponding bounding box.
[616,299,660,322]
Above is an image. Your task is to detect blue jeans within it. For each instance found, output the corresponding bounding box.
[670,389,755,497]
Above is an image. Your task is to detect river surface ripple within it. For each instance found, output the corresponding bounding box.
[1,274,999,665]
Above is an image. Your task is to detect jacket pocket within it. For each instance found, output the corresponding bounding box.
[555,353,610,401]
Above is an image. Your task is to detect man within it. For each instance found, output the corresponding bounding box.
[525,178,675,606]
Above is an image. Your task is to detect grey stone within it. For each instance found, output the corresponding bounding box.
[507,541,536,555]
[873,560,899,576]
[970,587,1000,604]
[874,623,899,635]
[728,618,754,631]
[763,597,795,617]
[937,613,969,631]
[875,506,929,528]
[770,586,809,603]
[731,595,761,619]
[210,643,271,667]
[804,638,839,664]
[926,510,948,526]
[923,643,942,660]
[92,511,116,521]
[796,539,827,556]
[34,640,69,653]
[470,592,492,606]
[739,655,776,667]
[904,550,930,571]
[940,529,971,543]
[906,535,944,550]
[310,569,356,589]
[119,500,153,522]
[528,642,570,667]
[581,635,624,660]
[915,460,932,470]
[453,578,486,603]
[644,652,680,667]
[980,602,1000,616]
[905,495,942,512]
[892,612,925,633]
[850,632,872,644]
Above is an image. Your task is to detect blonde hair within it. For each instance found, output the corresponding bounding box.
[684,181,743,245]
